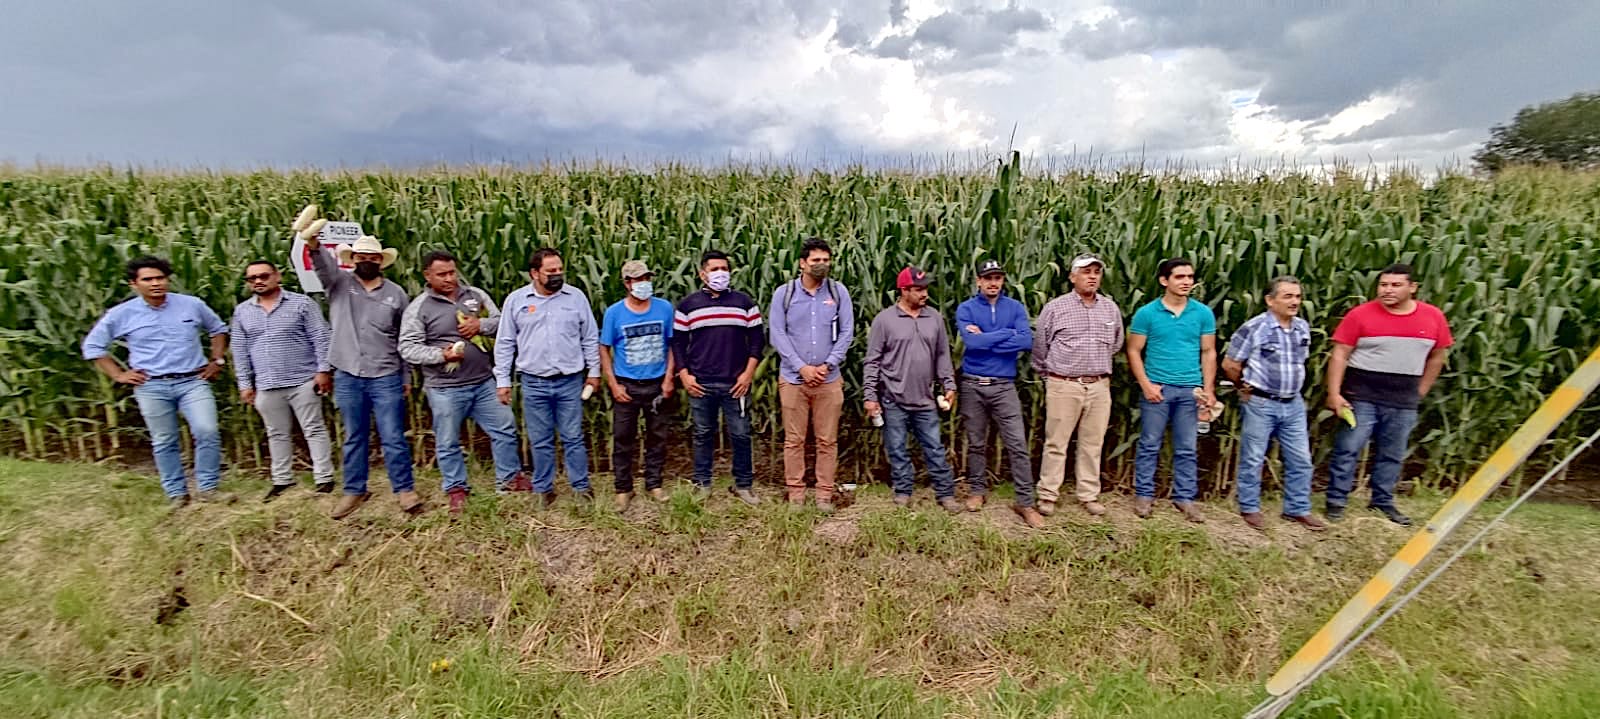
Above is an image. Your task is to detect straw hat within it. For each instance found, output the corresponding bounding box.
[337,235,399,269]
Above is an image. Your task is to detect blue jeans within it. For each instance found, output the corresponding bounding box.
[520,373,589,493]
[426,378,522,493]
[1235,395,1314,516]
[133,376,221,498]
[1326,400,1419,510]
[1135,383,1199,502]
[333,369,414,495]
[689,382,753,489]
[881,398,956,500]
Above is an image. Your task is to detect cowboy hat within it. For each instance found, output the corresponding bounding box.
[336,235,399,269]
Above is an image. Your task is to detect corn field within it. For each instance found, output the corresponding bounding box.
[2,156,1598,492]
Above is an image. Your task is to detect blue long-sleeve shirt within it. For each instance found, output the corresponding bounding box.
[83,293,228,376]
[955,292,1033,379]
[494,284,600,387]
[767,278,854,385]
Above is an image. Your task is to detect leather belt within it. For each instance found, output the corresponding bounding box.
[1048,373,1107,384]
[146,370,201,380]
[962,375,1012,386]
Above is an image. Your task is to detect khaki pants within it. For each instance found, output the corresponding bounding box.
[779,379,844,500]
[1037,377,1112,503]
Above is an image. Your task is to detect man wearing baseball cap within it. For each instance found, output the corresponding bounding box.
[863,266,960,513]
[955,259,1040,527]
[599,259,678,511]
[1033,253,1123,518]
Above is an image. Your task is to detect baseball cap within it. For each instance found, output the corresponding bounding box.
[620,260,652,279]
[896,266,933,290]
[1070,253,1105,272]
[975,259,1005,277]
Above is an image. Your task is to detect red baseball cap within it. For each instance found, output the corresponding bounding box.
[896,266,933,290]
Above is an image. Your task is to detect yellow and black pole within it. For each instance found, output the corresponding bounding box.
[1254,342,1600,714]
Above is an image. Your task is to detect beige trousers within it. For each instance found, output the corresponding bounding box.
[1036,377,1113,503]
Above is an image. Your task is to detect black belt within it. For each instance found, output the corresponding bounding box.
[1247,386,1299,403]
[146,370,200,380]
[962,375,1013,386]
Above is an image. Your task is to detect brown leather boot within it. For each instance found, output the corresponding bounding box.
[396,490,424,515]
[964,494,985,512]
[1134,497,1154,518]
[1241,511,1265,530]
[331,492,370,520]
[1174,501,1205,523]
[1012,504,1046,529]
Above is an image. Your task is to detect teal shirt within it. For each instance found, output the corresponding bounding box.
[1129,298,1215,387]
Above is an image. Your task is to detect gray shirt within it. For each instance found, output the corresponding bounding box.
[863,303,956,410]
[399,285,502,389]
[311,246,411,379]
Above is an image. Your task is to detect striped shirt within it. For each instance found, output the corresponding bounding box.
[1031,292,1124,377]
[671,289,766,383]
[230,291,331,391]
[1225,311,1311,397]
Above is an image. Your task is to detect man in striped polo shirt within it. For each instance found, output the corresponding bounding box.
[1324,263,1452,526]
[1222,276,1325,531]
[673,249,767,505]
[230,260,335,502]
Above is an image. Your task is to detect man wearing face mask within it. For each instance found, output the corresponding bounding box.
[313,235,421,519]
[768,238,854,512]
[599,260,677,511]
[672,249,767,505]
[496,248,602,507]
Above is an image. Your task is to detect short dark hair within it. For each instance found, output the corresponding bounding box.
[528,247,561,272]
[422,250,457,271]
[700,249,730,269]
[126,256,172,282]
[1157,257,1194,281]
[1378,263,1416,282]
[799,237,832,261]
[244,259,277,275]
[1265,275,1301,298]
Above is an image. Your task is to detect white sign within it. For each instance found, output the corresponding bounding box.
[289,221,366,293]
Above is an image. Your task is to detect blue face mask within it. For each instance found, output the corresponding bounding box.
[629,280,654,300]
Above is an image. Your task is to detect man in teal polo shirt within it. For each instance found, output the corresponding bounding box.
[1126,258,1216,522]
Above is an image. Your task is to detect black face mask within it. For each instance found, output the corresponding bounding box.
[353,262,382,280]
[544,273,565,292]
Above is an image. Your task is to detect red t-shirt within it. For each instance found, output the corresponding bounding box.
[1331,300,1452,409]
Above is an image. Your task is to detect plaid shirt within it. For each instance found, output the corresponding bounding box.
[1032,292,1124,377]
[1225,311,1311,397]
[230,291,331,391]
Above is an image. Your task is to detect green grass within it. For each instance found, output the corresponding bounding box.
[1,457,1598,717]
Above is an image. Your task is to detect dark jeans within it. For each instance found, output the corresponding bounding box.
[612,377,672,493]
[882,398,956,500]
[689,381,753,489]
[959,378,1034,506]
[1325,400,1419,510]
[333,369,415,496]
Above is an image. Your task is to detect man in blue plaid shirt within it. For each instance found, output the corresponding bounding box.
[1222,276,1327,532]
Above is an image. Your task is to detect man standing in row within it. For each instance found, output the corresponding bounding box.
[401,250,524,516]
[83,256,231,509]
[955,259,1038,527]
[1324,264,1452,526]
[600,260,677,510]
[496,248,602,507]
[1033,253,1122,519]
[1127,258,1216,523]
[674,250,766,505]
[230,260,335,502]
[864,266,960,513]
[769,238,854,512]
[1223,276,1325,531]
[316,235,421,519]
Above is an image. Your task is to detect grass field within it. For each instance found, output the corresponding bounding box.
[2,457,1598,718]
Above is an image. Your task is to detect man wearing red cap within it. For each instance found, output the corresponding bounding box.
[863,266,960,513]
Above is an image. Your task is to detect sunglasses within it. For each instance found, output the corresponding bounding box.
[245,273,274,282]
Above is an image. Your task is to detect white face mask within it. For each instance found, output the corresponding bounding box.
[706,270,731,292]
[629,280,654,300]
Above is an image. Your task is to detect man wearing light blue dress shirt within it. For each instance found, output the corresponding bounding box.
[768,238,854,512]
[83,256,231,510]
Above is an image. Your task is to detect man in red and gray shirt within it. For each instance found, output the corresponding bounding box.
[1324,263,1452,526]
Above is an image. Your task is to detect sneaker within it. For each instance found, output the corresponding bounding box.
[540,491,557,508]
[1241,511,1265,530]
[447,488,468,516]
[167,494,191,513]
[649,488,669,502]
[1133,497,1154,518]
[815,499,836,514]
[964,495,985,512]
[893,494,912,508]
[730,487,760,506]
[396,490,424,515]
[1325,504,1346,522]
[1012,504,1046,529]
[1371,505,1413,526]
[692,485,712,500]
[939,497,963,514]
[331,492,371,520]
[1037,500,1056,517]
[787,492,806,506]
[196,490,237,504]
[1281,513,1328,532]
[314,481,335,494]
[262,484,293,504]
[614,492,633,512]
[1174,501,1206,524]
[1081,501,1107,517]
[573,489,594,506]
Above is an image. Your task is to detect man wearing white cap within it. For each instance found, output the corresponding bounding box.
[313,234,422,519]
[1033,253,1123,518]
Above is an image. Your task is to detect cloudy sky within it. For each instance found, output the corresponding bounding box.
[3,0,1596,171]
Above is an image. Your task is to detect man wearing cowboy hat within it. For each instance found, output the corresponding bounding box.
[312,234,422,519]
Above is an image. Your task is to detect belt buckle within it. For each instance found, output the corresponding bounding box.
[977,378,994,386]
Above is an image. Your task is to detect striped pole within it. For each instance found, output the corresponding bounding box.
[1265,342,1600,697]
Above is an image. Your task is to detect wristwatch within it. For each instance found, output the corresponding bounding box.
[212,357,227,367]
